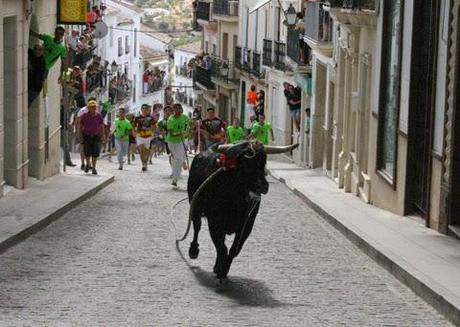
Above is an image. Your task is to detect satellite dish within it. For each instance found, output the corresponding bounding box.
[93,22,109,39]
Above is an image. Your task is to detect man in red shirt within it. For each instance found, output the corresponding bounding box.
[80,100,104,174]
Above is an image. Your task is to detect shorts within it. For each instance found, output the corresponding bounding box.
[129,135,136,144]
[289,108,301,119]
[83,135,101,157]
[136,136,152,147]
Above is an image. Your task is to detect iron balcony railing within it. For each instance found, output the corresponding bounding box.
[196,1,211,21]
[287,29,312,66]
[211,56,237,84]
[252,51,262,78]
[193,66,215,89]
[86,71,107,94]
[213,0,239,16]
[274,41,286,71]
[235,46,242,69]
[262,39,273,67]
[342,0,375,10]
[305,2,333,43]
[242,48,251,73]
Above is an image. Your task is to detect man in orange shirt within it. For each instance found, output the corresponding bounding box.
[245,84,257,129]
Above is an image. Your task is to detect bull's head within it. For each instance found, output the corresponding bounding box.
[214,141,299,195]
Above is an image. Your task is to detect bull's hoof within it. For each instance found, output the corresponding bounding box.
[189,243,199,259]
[215,277,228,289]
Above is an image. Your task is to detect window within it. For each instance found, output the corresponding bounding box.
[125,35,130,54]
[212,44,216,56]
[118,37,123,56]
[205,41,209,53]
[222,33,229,59]
[377,0,403,183]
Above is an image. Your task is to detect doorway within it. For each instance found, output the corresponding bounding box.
[3,16,19,188]
[405,0,440,219]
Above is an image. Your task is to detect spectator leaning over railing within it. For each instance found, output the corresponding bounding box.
[30,26,67,82]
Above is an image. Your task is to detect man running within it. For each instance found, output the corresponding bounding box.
[133,104,156,171]
[113,107,132,170]
[76,96,98,170]
[166,103,190,187]
[80,100,104,174]
[250,114,274,145]
[226,117,245,144]
[201,108,226,149]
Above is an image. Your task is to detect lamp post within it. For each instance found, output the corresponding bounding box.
[285,3,298,29]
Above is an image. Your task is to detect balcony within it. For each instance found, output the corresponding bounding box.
[242,48,251,73]
[212,0,239,21]
[193,66,215,90]
[263,39,272,67]
[235,46,242,69]
[211,56,238,88]
[252,51,263,78]
[304,2,333,44]
[342,0,375,10]
[109,78,132,102]
[274,41,286,71]
[196,1,211,22]
[86,71,107,94]
[287,29,312,67]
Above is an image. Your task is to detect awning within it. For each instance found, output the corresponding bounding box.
[295,72,312,96]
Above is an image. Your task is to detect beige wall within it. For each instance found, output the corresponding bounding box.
[0,0,61,198]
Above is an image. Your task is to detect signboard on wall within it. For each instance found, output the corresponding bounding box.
[57,0,87,25]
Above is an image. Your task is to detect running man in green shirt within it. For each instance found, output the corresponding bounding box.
[113,107,133,170]
[226,117,245,144]
[250,114,274,145]
[166,103,190,186]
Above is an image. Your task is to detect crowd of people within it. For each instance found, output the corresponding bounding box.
[142,68,167,94]
[71,96,276,187]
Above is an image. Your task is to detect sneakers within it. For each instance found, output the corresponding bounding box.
[84,164,91,173]
[118,165,123,170]
[92,168,98,175]
[142,166,147,172]
[171,178,177,187]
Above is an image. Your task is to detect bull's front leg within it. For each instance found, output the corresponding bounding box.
[208,220,228,279]
[224,203,260,277]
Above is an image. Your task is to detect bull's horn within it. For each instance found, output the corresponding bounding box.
[264,144,299,154]
[215,144,235,153]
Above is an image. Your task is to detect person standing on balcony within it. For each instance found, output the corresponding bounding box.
[30,26,67,79]
[134,104,156,172]
[283,82,302,132]
[28,44,46,107]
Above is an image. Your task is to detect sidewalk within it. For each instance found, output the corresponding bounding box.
[0,166,114,254]
[267,159,460,325]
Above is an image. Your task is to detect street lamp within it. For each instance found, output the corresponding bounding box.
[285,3,298,28]
[111,60,118,74]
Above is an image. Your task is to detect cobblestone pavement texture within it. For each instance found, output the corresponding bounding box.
[0,154,452,326]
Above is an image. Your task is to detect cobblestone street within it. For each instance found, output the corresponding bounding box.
[0,155,451,326]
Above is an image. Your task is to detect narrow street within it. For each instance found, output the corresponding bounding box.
[0,155,450,326]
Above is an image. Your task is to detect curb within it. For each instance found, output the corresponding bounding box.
[0,175,114,255]
[269,170,460,326]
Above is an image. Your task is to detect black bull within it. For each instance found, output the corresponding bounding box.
[186,141,298,280]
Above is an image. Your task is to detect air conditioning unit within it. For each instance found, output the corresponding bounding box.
[228,1,239,16]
